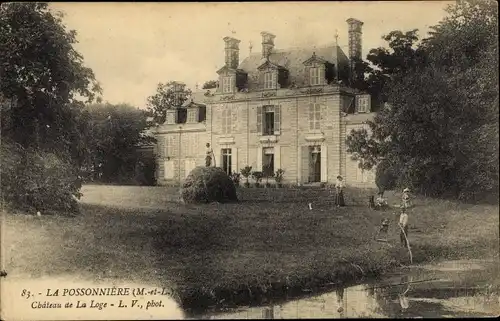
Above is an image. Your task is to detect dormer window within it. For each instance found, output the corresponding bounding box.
[310,67,321,86]
[264,71,277,90]
[222,76,234,93]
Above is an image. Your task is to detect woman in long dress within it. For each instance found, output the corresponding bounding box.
[335,175,345,207]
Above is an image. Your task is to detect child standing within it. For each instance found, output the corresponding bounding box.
[401,188,411,209]
[399,208,409,248]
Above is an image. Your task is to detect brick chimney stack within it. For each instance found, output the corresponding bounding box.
[346,18,363,60]
[346,18,364,83]
[261,31,276,59]
[223,36,241,69]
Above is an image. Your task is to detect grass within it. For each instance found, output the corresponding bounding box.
[2,185,499,315]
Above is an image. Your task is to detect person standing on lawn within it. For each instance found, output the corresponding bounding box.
[335,175,345,207]
[399,207,409,248]
[401,188,411,209]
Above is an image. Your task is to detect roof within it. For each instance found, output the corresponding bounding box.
[238,44,350,91]
[345,112,376,125]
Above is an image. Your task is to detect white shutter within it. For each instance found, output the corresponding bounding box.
[256,106,263,135]
[164,160,174,179]
[274,146,281,171]
[274,105,281,135]
[272,72,277,88]
[256,147,262,171]
[231,108,237,132]
[231,148,238,174]
[319,66,326,85]
[321,143,328,182]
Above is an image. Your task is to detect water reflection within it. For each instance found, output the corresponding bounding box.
[201,260,499,319]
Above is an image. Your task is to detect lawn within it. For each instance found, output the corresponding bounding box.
[2,185,499,313]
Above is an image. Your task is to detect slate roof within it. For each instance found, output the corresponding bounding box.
[238,44,350,90]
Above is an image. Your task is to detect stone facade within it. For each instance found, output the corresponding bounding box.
[154,18,376,187]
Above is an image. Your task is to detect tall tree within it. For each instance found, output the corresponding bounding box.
[0,3,101,212]
[0,2,101,163]
[84,103,155,183]
[346,0,499,201]
[146,81,192,124]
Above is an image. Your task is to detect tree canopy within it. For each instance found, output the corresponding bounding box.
[0,3,102,212]
[146,81,192,125]
[346,0,498,201]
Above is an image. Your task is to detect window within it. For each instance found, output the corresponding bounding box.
[263,105,274,135]
[222,76,234,93]
[221,148,232,175]
[309,103,321,130]
[262,147,274,177]
[187,109,197,123]
[310,67,320,86]
[176,108,187,123]
[357,96,370,113]
[264,72,276,89]
[221,108,231,134]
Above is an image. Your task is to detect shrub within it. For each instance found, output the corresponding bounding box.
[240,166,252,188]
[274,169,285,188]
[230,172,241,187]
[180,166,238,204]
[1,141,81,214]
[251,171,264,188]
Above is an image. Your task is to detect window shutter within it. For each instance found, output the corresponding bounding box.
[274,105,281,135]
[321,143,328,182]
[256,147,262,171]
[308,103,314,130]
[256,106,263,135]
[274,145,281,172]
[305,67,311,87]
[272,72,277,89]
[319,65,326,85]
[301,146,309,183]
[231,108,238,132]
[231,148,238,174]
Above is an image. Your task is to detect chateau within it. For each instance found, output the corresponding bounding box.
[154,18,377,187]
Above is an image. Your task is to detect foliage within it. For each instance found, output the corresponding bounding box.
[146,81,192,125]
[346,0,499,201]
[375,159,398,194]
[202,80,218,89]
[83,103,156,184]
[181,166,238,204]
[274,169,285,183]
[230,172,241,186]
[251,171,263,183]
[0,3,101,212]
[1,140,81,214]
[240,166,252,181]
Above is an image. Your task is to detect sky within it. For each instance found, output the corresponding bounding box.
[50,1,453,108]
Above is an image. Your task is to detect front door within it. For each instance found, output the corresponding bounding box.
[309,146,321,183]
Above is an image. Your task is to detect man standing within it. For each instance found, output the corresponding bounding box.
[399,207,409,248]
[205,143,213,167]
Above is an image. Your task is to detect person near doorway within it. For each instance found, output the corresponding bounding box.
[399,207,409,248]
[205,143,213,167]
[335,175,345,207]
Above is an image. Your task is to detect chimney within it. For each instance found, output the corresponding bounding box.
[346,18,363,60]
[223,36,241,69]
[261,31,276,59]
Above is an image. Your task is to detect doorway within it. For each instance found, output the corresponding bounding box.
[309,146,321,183]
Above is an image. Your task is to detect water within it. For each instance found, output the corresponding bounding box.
[2,260,498,319]
[194,259,500,319]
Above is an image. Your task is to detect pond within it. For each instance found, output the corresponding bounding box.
[2,260,498,319]
[193,259,500,319]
